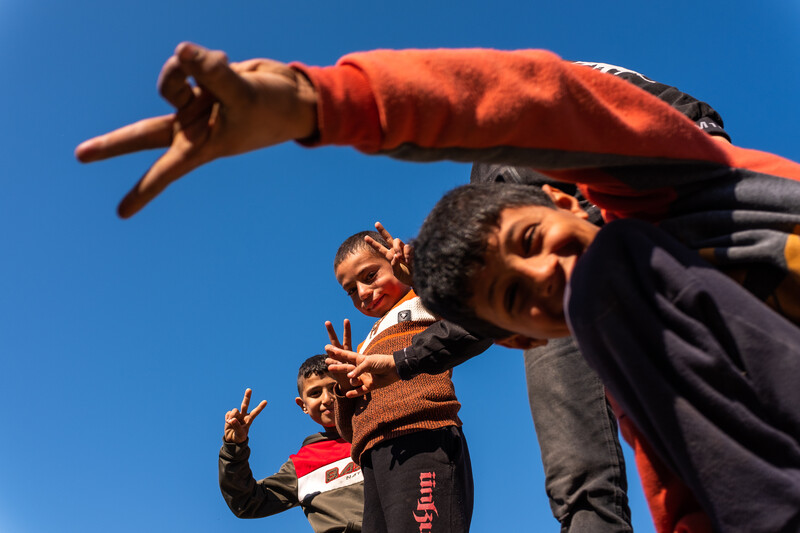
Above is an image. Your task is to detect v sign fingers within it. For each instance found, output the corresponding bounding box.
[342,318,352,351]
[245,400,268,425]
[325,321,342,349]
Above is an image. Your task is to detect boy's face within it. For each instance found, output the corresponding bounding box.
[335,248,410,317]
[470,203,599,340]
[295,373,337,427]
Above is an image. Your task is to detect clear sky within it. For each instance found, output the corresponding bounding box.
[2,1,799,532]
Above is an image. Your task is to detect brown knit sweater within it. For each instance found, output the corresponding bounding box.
[334,290,462,464]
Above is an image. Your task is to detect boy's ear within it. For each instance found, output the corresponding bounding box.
[295,397,308,412]
[541,184,589,220]
[494,334,548,350]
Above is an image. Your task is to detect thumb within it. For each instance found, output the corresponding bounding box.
[174,42,252,105]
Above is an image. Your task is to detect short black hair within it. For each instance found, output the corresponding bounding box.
[297,354,330,395]
[414,182,557,339]
[333,230,389,271]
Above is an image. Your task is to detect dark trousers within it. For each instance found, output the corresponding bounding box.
[567,219,800,533]
[360,426,473,533]
[525,338,632,532]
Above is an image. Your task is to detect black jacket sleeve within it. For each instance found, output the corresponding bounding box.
[393,320,494,379]
[572,61,730,141]
[218,439,299,518]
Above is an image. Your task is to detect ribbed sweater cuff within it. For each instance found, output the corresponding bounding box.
[290,63,382,152]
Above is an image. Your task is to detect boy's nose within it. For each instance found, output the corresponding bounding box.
[357,283,371,301]
[511,254,558,297]
[321,388,333,404]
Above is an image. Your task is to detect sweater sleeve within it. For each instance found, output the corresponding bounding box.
[571,61,729,141]
[218,440,299,518]
[393,320,494,379]
[293,49,732,169]
[333,388,357,444]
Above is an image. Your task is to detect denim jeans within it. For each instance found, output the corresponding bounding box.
[525,337,632,532]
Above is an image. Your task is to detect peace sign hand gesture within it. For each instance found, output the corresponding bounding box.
[324,319,356,392]
[364,222,414,287]
[75,42,318,218]
[223,388,268,444]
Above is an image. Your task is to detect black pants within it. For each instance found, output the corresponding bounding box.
[567,219,800,533]
[360,426,473,532]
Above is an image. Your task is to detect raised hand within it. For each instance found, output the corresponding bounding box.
[223,388,268,443]
[75,42,318,218]
[325,346,400,398]
[364,222,414,286]
[324,319,356,392]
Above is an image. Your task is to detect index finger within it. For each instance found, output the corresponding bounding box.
[374,222,395,246]
[364,234,389,257]
[342,319,351,352]
[325,345,361,366]
[325,321,341,348]
[75,114,174,163]
[240,388,253,414]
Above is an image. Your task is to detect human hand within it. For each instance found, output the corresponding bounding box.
[224,388,268,444]
[325,347,399,398]
[324,319,355,392]
[75,42,318,218]
[364,222,414,286]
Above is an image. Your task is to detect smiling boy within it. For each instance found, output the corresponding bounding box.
[469,185,597,340]
[328,230,473,533]
[218,355,364,532]
[412,178,800,533]
[79,42,800,532]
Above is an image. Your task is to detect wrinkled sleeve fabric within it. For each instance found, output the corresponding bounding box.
[571,61,729,141]
[393,321,493,379]
[333,388,357,444]
[292,49,732,168]
[218,440,299,518]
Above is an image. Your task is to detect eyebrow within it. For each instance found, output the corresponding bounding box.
[340,262,379,288]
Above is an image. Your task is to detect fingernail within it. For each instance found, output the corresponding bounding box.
[178,43,200,61]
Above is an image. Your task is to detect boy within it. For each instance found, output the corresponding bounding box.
[327,230,473,533]
[218,355,364,532]
[78,43,800,530]
[411,180,800,533]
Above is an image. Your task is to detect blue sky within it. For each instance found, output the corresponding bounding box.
[1,1,798,531]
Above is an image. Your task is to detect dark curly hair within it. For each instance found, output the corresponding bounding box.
[333,230,389,272]
[296,354,330,395]
[413,182,556,339]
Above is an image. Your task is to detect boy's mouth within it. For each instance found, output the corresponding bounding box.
[366,295,383,312]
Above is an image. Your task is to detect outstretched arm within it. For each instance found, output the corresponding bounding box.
[218,389,300,518]
[75,42,317,218]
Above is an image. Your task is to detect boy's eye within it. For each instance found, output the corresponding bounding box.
[365,271,376,282]
[504,282,519,315]
[346,287,356,296]
[524,225,538,255]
